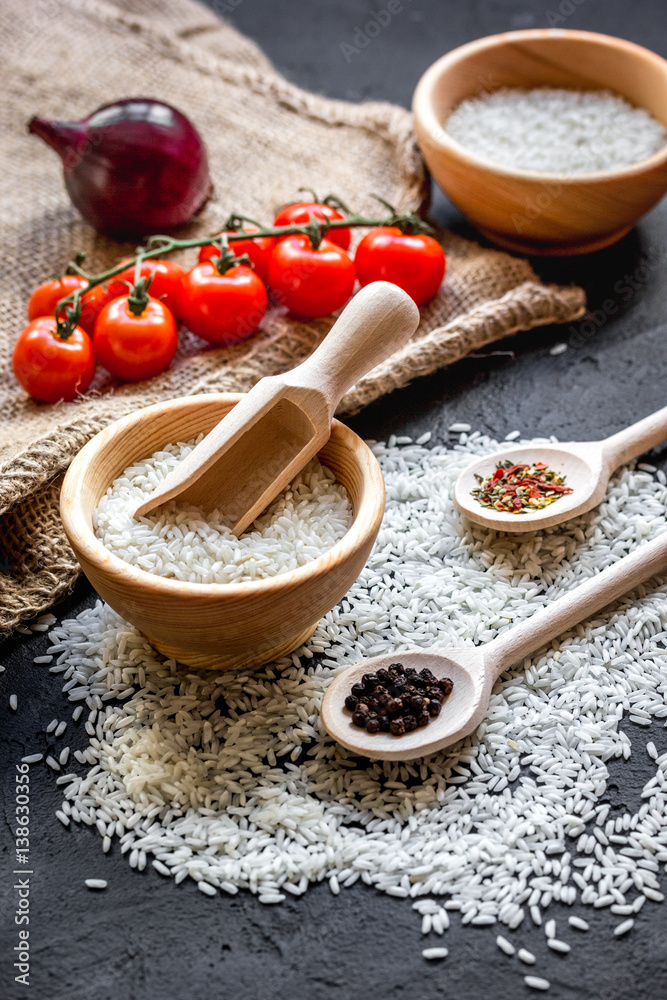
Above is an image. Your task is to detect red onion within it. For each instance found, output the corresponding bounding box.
[29,98,212,238]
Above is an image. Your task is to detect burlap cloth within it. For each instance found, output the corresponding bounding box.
[0,0,585,634]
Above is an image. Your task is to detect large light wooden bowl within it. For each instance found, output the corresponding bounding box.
[413,29,667,255]
[60,394,385,671]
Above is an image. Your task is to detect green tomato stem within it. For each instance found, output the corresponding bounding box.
[53,208,429,332]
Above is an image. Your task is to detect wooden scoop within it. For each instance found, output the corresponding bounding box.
[321,529,667,760]
[134,282,419,530]
[453,404,667,532]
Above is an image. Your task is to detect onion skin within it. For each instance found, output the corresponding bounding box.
[29,98,212,238]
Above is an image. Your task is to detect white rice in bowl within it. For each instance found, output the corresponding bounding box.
[93,437,353,585]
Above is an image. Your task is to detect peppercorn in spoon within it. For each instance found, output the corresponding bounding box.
[321,529,667,760]
[453,404,667,532]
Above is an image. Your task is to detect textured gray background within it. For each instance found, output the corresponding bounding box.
[2,1,667,998]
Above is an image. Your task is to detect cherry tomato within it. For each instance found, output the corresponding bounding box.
[13,318,96,403]
[27,276,110,336]
[179,261,267,346]
[268,236,356,318]
[94,297,177,381]
[107,258,186,318]
[354,228,446,306]
[273,202,351,250]
[198,226,275,284]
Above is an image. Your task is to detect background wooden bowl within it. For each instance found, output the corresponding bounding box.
[412,29,667,255]
[60,394,385,670]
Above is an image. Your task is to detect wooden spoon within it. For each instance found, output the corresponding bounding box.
[321,530,667,760]
[453,405,667,532]
[133,282,419,531]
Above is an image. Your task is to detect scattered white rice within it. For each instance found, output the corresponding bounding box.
[94,439,352,585]
[21,753,43,764]
[35,430,667,981]
[496,934,516,956]
[422,947,448,960]
[549,343,568,357]
[84,879,107,890]
[568,916,589,932]
[55,721,67,738]
[524,976,550,991]
[614,918,634,936]
[445,87,667,174]
[448,422,471,433]
[547,938,570,953]
[9,694,17,711]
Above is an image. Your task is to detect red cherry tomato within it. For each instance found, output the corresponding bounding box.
[13,318,96,403]
[180,262,268,346]
[27,276,110,336]
[268,236,356,318]
[273,202,350,250]
[354,228,445,305]
[107,258,186,318]
[198,226,275,284]
[94,297,177,381]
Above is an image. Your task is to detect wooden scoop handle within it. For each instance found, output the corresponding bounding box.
[484,530,667,678]
[287,281,420,413]
[602,404,667,469]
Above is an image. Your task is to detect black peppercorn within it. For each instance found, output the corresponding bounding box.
[351,682,366,698]
[403,714,417,733]
[387,697,403,714]
[389,717,405,736]
[428,700,441,717]
[366,718,380,734]
[438,677,454,696]
[344,694,359,711]
[352,710,368,727]
[379,714,391,732]
[376,668,390,683]
[410,695,425,713]
[417,711,430,727]
[362,673,378,688]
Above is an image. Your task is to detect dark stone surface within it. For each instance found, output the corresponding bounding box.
[3,1,667,998]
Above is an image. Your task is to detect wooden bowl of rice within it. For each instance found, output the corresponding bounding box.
[60,393,385,671]
[412,29,667,255]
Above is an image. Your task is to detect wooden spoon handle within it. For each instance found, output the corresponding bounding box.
[287,281,420,412]
[601,404,667,469]
[484,531,667,679]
